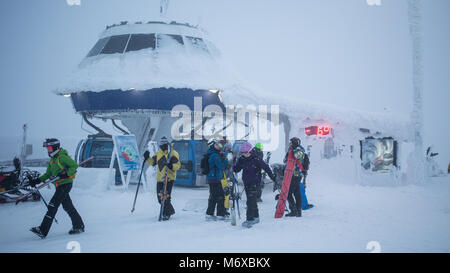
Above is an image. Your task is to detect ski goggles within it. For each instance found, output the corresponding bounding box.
[45,146,54,151]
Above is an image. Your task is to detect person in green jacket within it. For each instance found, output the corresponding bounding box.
[29,138,84,239]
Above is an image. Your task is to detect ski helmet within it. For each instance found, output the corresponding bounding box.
[159,136,169,146]
[290,137,301,148]
[239,142,253,154]
[159,136,170,150]
[255,142,264,150]
[208,138,223,150]
[43,138,60,157]
[43,138,60,151]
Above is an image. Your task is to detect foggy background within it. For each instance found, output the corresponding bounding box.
[0,0,448,169]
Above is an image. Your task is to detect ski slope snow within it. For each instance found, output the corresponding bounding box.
[0,167,449,253]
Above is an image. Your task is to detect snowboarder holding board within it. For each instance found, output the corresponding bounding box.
[29,138,85,239]
[234,142,276,228]
[143,136,180,221]
[283,137,306,217]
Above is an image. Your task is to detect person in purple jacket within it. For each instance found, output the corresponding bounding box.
[234,142,276,227]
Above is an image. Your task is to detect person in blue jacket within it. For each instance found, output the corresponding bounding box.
[205,139,229,221]
[234,142,276,227]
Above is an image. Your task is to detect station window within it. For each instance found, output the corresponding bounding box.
[86,37,110,57]
[157,34,184,47]
[185,36,209,53]
[125,33,156,52]
[100,34,130,54]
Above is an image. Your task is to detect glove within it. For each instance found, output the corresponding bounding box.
[58,171,69,179]
[29,177,41,187]
[143,151,150,161]
[167,162,173,170]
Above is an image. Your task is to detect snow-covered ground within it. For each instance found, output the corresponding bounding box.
[1,166,449,253]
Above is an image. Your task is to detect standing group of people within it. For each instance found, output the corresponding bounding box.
[29,135,311,239]
[204,137,310,227]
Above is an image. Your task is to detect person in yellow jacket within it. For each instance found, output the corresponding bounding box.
[143,136,180,221]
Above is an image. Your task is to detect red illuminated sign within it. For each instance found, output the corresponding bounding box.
[305,126,331,136]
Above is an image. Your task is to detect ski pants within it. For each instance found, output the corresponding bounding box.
[206,182,227,217]
[256,181,264,200]
[40,183,84,236]
[287,175,302,215]
[157,180,175,217]
[244,183,259,221]
[299,181,309,210]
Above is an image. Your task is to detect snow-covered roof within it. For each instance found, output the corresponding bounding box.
[54,20,233,94]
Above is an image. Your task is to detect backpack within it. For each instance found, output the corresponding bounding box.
[303,153,310,171]
[200,153,210,175]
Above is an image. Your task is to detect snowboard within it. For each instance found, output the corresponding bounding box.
[221,171,230,209]
[274,150,296,218]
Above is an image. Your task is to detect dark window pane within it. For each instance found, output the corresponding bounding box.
[87,37,109,57]
[173,142,189,161]
[185,36,208,53]
[101,34,130,54]
[125,34,156,52]
[91,141,114,157]
[157,34,184,47]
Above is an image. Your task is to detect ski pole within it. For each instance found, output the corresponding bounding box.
[35,187,58,224]
[159,143,173,221]
[131,161,146,214]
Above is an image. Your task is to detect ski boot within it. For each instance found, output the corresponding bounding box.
[205,214,217,221]
[242,220,253,228]
[30,227,46,239]
[69,226,85,235]
[217,214,231,222]
[285,211,298,217]
[251,217,260,224]
[162,215,171,221]
[304,204,314,210]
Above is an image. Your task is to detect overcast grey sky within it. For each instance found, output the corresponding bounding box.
[0,0,448,168]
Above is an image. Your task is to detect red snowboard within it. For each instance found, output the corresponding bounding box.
[275,150,303,218]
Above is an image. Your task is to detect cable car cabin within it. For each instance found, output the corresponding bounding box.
[172,140,207,187]
[74,135,124,185]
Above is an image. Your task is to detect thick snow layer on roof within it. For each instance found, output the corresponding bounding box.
[55,35,234,93]
[220,83,413,140]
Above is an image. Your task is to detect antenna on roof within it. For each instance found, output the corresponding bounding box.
[160,0,169,17]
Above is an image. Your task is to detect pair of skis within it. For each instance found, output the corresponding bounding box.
[229,167,241,226]
[158,143,173,221]
[14,156,94,205]
[131,144,173,222]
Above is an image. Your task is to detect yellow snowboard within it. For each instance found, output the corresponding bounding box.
[221,171,230,209]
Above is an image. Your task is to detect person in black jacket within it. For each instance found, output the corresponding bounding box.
[234,142,276,227]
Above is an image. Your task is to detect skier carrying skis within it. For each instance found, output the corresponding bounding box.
[143,136,180,221]
[29,138,84,239]
[234,142,276,227]
[205,139,229,221]
[284,137,306,217]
